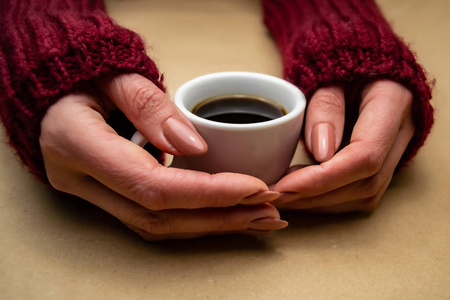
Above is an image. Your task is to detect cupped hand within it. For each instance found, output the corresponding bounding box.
[40,73,287,241]
[272,80,415,213]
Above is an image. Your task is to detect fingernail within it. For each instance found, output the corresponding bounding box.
[163,117,207,155]
[311,123,335,162]
[241,191,280,205]
[249,217,289,230]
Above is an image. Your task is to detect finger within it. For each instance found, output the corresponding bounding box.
[274,80,413,198]
[337,102,414,212]
[305,85,345,162]
[66,95,277,209]
[42,93,277,210]
[68,119,277,210]
[352,80,413,153]
[274,128,408,208]
[99,73,207,156]
[127,225,273,241]
[275,84,415,210]
[71,177,287,240]
[273,142,386,199]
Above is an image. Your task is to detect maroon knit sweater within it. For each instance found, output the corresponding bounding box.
[0,0,433,182]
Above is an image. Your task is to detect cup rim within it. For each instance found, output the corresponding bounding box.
[174,71,306,131]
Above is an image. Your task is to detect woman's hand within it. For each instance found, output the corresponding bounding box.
[40,73,287,241]
[272,80,415,213]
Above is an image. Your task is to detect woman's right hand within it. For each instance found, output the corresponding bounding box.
[39,73,287,241]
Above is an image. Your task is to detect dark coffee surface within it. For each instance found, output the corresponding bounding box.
[192,95,286,124]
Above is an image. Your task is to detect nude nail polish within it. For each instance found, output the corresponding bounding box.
[163,117,207,155]
[249,217,289,230]
[311,123,335,162]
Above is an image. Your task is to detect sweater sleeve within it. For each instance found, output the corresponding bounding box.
[262,0,434,169]
[0,0,165,181]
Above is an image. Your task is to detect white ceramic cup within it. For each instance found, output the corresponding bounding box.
[132,72,306,184]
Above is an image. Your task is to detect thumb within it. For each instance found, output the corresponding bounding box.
[99,73,207,156]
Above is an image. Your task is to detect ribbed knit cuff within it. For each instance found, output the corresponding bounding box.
[263,0,434,169]
[0,1,164,181]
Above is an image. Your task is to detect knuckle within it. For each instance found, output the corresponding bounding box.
[47,170,87,196]
[207,174,231,207]
[125,169,168,211]
[311,90,345,113]
[361,175,383,198]
[146,190,168,211]
[134,211,172,235]
[131,83,166,118]
[175,171,209,207]
[360,147,384,176]
[212,214,234,232]
[132,183,167,211]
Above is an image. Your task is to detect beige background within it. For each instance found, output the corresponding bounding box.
[1,1,449,299]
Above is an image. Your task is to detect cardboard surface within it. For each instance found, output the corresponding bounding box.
[1,1,449,299]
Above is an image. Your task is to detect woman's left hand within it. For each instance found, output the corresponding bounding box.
[272,80,415,213]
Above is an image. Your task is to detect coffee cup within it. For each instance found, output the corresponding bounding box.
[132,71,306,184]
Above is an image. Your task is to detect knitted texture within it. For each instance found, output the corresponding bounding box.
[0,0,435,182]
[262,0,434,169]
[0,0,165,181]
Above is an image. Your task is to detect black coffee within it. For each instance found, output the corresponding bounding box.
[191,94,286,124]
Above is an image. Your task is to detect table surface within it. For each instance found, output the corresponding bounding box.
[1,1,449,299]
